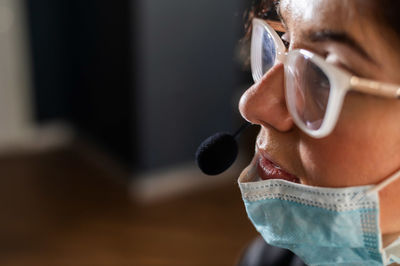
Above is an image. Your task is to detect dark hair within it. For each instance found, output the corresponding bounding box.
[243,0,277,42]
[238,0,400,71]
[245,0,400,43]
[368,0,400,45]
[239,0,280,69]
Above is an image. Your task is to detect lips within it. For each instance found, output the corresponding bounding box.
[257,155,300,183]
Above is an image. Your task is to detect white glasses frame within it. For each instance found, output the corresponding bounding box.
[251,18,400,138]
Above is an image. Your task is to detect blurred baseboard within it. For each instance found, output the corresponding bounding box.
[130,155,249,204]
[0,121,74,156]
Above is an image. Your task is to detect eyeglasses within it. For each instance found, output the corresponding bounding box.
[251,18,400,138]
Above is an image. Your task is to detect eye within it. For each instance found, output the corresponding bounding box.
[282,39,290,49]
[281,32,290,49]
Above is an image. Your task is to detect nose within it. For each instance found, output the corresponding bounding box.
[239,63,294,132]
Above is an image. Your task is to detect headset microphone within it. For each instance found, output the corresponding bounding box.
[195,122,251,175]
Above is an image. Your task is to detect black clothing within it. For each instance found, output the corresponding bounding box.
[238,237,307,266]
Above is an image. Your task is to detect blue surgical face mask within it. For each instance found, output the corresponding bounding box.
[238,164,400,266]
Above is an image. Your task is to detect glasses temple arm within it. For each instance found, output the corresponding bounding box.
[350,76,400,99]
[266,20,286,33]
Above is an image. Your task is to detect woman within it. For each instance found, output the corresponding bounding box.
[237,0,400,265]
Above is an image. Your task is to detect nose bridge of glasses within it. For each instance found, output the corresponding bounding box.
[270,29,287,62]
[277,50,288,64]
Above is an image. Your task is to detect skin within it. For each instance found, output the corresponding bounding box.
[239,0,400,247]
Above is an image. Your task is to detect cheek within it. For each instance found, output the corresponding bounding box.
[299,96,400,187]
[299,134,369,187]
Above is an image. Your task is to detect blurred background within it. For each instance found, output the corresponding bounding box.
[0,0,260,265]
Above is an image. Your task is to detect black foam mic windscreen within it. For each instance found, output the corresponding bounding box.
[195,122,250,175]
[196,132,238,175]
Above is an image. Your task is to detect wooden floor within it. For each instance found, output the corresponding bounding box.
[0,146,258,265]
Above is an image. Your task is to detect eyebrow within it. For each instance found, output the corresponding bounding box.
[275,1,375,64]
[306,30,374,63]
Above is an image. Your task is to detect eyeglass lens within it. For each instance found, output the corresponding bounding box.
[285,52,331,131]
[253,24,331,132]
[261,30,276,74]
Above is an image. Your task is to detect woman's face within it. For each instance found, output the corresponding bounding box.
[239,0,400,235]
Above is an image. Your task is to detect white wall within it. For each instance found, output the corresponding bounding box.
[0,0,33,145]
[0,0,71,152]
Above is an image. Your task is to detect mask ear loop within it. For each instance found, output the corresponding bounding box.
[349,169,400,262]
[352,168,400,202]
[368,168,400,264]
[383,237,400,265]
[369,168,400,194]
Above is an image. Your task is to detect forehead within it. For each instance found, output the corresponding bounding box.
[279,0,400,83]
[279,0,354,30]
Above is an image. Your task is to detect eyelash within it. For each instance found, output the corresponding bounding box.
[282,38,290,49]
[280,32,290,49]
